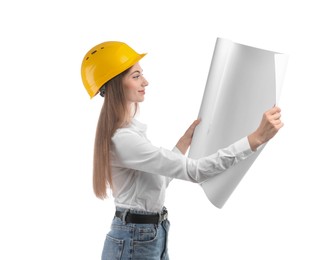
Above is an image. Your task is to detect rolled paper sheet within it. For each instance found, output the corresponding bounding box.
[189,38,288,208]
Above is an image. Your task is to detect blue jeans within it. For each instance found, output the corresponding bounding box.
[101,208,170,260]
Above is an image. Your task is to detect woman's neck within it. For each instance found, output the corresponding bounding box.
[121,103,137,126]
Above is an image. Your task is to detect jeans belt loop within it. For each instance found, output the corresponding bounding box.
[122,209,130,224]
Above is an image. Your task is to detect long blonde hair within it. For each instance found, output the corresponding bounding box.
[93,68,136,199]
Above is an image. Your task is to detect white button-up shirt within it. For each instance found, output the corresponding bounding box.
[110,119,254,213]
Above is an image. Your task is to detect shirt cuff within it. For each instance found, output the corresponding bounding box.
[233,137,254,157]
[172,146,183,154]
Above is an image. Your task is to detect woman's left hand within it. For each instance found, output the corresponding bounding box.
[248,106,284,151]
[176,119,201,154]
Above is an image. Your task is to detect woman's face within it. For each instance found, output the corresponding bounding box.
[122,63,149,104]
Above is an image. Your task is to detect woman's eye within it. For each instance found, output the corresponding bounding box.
[133,74,141,79]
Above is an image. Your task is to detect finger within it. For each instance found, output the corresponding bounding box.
[267,106,281,115]
[194,118,201,125]
[272,112,281,120]
[272,106,281,113]
[272,122,284,132]
[190,119,201,129]
[184,120,200,136]
[273,119,282,126]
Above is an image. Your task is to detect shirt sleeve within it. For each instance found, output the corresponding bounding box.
[111,129,254,184]
[172,146,183,154]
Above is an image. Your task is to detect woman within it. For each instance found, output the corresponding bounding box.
[81,41,283,260]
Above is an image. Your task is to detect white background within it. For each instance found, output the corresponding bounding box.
[1,0,322,259]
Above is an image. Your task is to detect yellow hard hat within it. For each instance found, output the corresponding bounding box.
[81,41,146,98]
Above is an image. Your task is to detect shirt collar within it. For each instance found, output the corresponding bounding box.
[130,118,147,134]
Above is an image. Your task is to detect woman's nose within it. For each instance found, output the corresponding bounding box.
[142,76,149,87]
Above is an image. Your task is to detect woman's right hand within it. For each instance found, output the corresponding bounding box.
[248,106,284,151]
[176,119,201,155]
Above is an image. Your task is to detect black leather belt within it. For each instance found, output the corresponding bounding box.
[115,208,168,224]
